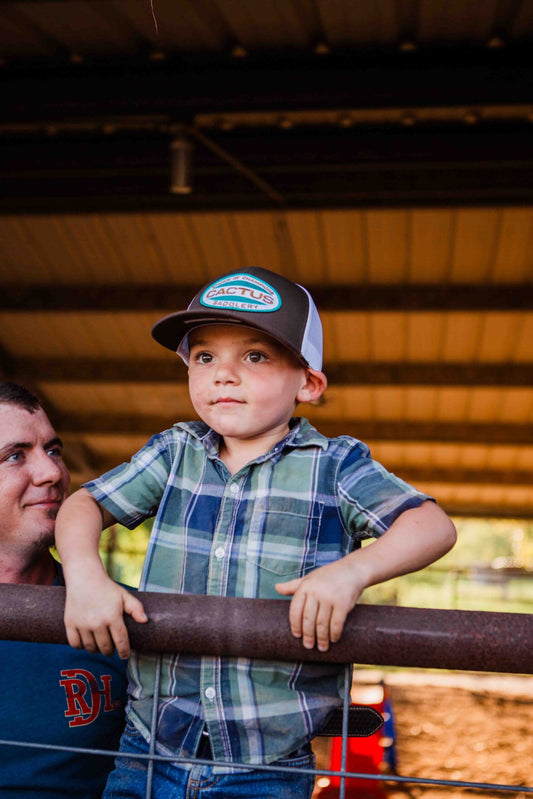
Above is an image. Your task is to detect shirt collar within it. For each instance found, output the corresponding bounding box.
[288,417,329,450]
[175,417,329,462]
[175,421,220,458]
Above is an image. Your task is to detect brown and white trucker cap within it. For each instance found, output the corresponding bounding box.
[151,267,323,371]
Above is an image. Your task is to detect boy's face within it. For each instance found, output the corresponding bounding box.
[188,325,313,449]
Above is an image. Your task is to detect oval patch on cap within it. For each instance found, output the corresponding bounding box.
[200,273,281,313]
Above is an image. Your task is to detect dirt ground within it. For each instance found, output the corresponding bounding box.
[312,671,533,799]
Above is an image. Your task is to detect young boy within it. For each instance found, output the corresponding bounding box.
[56,267,456,799]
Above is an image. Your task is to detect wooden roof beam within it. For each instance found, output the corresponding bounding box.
[1,126,533,212]
[396,467,533,487]
[0,344,17,380]
[12,357,533,387]
[316,420,533,446]
[0,344,64,424]
[445,504,533,520]
[0,128,533,215]
[56,414,533,445]
[3,284,533,312]
[61,440,98,476]
[2,47,532,121]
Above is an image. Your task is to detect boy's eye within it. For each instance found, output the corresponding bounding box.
[194,352,213,364]
[246,351,267,363]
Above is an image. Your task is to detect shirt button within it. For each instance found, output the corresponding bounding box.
[205,687,216,701]
[214,546,225,560]
[229,483,239,494]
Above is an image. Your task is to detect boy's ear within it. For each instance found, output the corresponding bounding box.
[296,368,328,404]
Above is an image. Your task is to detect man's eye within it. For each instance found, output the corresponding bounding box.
[6,451,22,463]
[47,447,63,459]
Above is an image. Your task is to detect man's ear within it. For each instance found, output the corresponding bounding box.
[296,369,328,404]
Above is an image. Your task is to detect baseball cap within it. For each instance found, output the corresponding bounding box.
[151,267,323,371]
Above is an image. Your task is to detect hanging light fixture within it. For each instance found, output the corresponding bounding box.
[169,136,193,194]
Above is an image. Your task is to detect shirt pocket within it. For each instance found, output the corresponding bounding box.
[246,498,324,578]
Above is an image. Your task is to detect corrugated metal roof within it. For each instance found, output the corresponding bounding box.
[2,0,533,58]
[1,0,532,517]
[1,207,533,284]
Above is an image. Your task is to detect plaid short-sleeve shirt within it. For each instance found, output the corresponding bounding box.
[85,418,430,766]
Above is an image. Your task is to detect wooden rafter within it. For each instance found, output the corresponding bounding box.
[2,284,533,312]
[56,414,533,445]
[9,356,533,388]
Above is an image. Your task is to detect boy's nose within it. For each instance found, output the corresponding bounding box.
[214,359,240,383]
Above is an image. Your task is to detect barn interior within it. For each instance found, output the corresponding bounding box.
[1,0,532,521]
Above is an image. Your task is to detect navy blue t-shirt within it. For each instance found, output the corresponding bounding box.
[0,567,128,798]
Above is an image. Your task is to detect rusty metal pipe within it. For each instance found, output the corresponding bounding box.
[1,584,531,674]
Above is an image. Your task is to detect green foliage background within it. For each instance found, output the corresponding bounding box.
[100,517,533,614]
[362,517,533,613]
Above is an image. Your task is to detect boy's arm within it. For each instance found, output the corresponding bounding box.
[276,500,456,653]
[55,487,148,659]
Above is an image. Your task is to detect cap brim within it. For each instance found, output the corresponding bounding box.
[152,309,253,351]
[151,309,309,367]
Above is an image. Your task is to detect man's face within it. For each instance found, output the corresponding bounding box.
[0,403,70,555]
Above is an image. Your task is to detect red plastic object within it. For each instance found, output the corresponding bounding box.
[314,684,390,799]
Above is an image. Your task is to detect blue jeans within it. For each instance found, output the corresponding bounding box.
[103,721,316,799]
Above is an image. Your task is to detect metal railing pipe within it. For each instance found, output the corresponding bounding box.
[1,585,531,674]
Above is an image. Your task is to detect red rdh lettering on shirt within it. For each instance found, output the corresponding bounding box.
[59,669,116,727]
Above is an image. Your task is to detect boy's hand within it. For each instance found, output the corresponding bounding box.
[276,558,365,653]
[64,571,148,659]
[276,502,457,653]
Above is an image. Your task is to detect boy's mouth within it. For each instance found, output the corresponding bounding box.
[213,397,244,405]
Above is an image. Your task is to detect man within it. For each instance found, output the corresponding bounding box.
[0,381,127,798]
